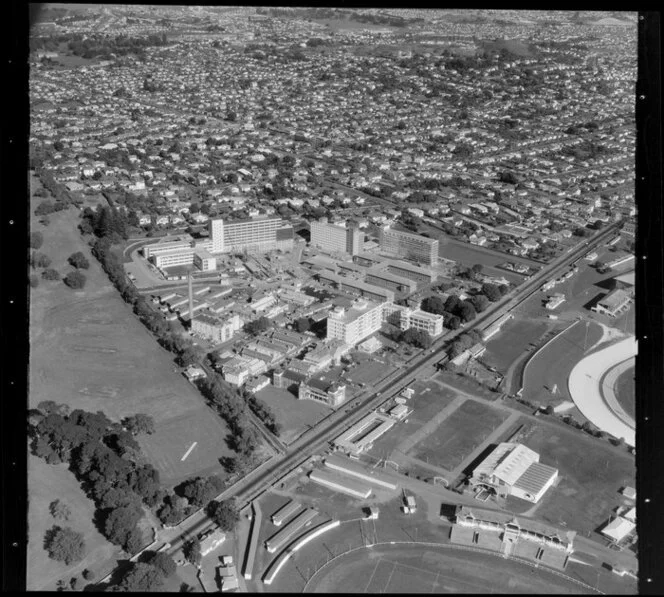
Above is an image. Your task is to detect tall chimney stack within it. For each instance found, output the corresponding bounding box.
[188,272,194,326]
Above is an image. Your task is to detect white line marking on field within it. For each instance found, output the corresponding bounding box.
[181,442,198,461]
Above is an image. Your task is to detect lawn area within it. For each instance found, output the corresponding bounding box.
[518,420,635,537]
[409,400,509,471]
[521,320,604,409]
[614,365,635,420]
[29,190,237,484]
[27,455,122,591]
[303,543,591,594]
[255,386,332,445]
[367,381,460,459]
[483,317,553,373]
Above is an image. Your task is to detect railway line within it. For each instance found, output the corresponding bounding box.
[161,220,623,555]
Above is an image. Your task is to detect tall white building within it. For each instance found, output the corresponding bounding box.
[326,299,384,346]
[310,219,363,256]
[209,216,293,253]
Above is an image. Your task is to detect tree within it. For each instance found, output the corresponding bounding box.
[226,110,237,122]
[206,499,239,532]
[294,317,310,333]
[44,526,85,565]
[444,295,461,314]
[481,283,501,302]
[30,231,44,249]
[30,274,40,288]
[421,295,445,315]
[445,314,461,330]
[103,504,143,550]
[42,268,61,281]
[68,251,90,269]
[49,500,72,522]
[544,404,555,415]
[146,551,177,578]
[498,284,510,296]
[114,562,165,592]
[182,539,201,567]
[63,270,87,289]
[470,294,490,313]
[458,301,477,323]
[123,414,156,436]
[30,252,52,269]
[82,569,95,581]
[471,263,483,274]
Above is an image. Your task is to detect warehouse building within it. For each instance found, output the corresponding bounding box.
[242,501,262,580]
[271,500,301,527]
[333,412,396,456]
[592,289,632,318]
[309,469,372,499]
[365,269,418,295]
[470,442,558,504]
[264,508,318,554]
[317,271,395,303]
[324,455,398,491]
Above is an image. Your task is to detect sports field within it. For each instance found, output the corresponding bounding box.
[521,320,604,408]
[615,365,635,420]
[483,317,553,373]
[409,399,509,471]
[367,380,460,460]
[519,420,635,537]
[29,199,236,487]
[255,386,332,445]
[27,455,121,591]
[304,544,591,594]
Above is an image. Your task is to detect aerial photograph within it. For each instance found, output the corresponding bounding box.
[26,5,640,593]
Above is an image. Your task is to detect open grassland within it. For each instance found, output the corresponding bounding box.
[519,420,635,537]
[27,455,121,591]
[483,317,553,373]
[614,365,635,420]
[521,320,604,408]
[255,386,332,445]
[367,380,460,459]
[29,194,235,487]
[410,399,509,471]
[303,544,591,594]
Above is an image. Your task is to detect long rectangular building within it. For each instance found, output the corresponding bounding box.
[317,271,395,303]
[264,508,318,554]
[379,228,439,266]
[242,501,262,580]
[308,469,372,499]
[209,216,294,254]
[324,455,398,491]
[271,500,301,527]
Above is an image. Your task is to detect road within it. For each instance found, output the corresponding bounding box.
[154,220,623,558]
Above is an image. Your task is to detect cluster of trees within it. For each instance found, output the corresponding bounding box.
[498,171,520,185]
[29,403,160,555]
[246,393,280,436]
[35,199,69,218]
[564,121,600,135]
[244,316,272,336]
[392,327,432,350]
[68,251,90,269]
[447,329,484,359]
[109,551,177,592]
[30,231,44,249]
[63,270,87,290]
[197,374,261,457]
[205,499,239,532]
[67,33,168,61]
[561,139,614,161]
[44,525,86,566]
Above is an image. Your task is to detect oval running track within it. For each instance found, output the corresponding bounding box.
[567,336,636,447]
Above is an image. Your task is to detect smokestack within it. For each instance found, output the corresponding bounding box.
[188,272,194,326]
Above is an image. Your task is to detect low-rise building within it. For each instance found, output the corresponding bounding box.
[299,376,347,408]
[592,289,631,317]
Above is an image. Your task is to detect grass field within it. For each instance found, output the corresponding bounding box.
[255,386,332,445]
[27,455,122,591]
[304,544,590,594]
[521,320,604,409]
[410,399,509,471]
[519,419,635,537]
[614,365,635,420]
[29,187,237,487]
[483,317,553,373]
[367,380,460,460]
